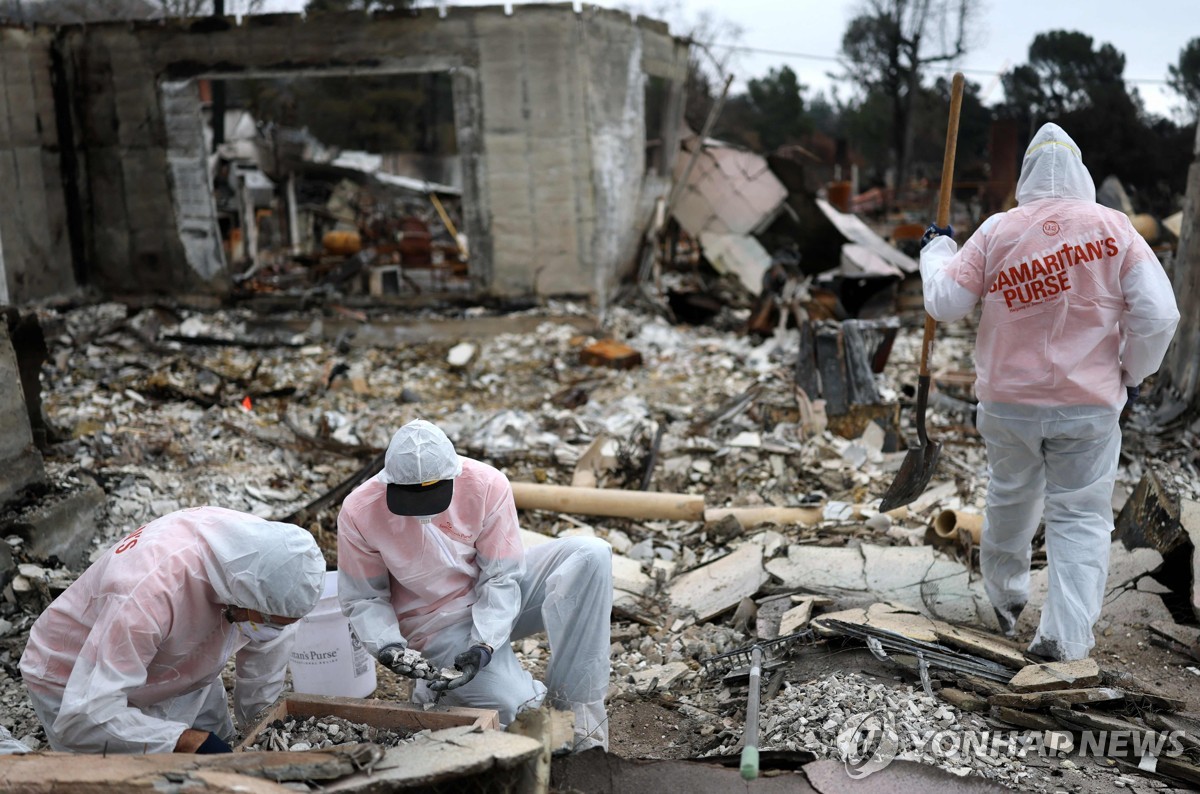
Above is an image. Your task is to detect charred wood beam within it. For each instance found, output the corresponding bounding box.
[688,383,764,436]
[278,451,386,527]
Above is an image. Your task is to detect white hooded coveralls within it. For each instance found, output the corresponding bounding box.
[337,456,613,750]
[19,506,325,753]
[920,123,1179,660]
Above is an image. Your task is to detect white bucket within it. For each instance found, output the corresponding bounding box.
[289,571,377,698]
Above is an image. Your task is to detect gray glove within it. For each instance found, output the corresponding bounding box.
[428,645,492,693]
[377,644,440,681]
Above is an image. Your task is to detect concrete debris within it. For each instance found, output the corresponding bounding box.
[666,542,768,622]
[766,545,994,625]
[703,672,1030,787]
[0,293,1196,794]
[1008,659,1101,693]
[243,714,420,751]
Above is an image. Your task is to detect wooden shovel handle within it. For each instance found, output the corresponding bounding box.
[921,72,965,378]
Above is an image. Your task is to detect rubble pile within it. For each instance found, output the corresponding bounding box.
[705,672,1030,786]
[0,295,1198,792]
[243,714,418,751]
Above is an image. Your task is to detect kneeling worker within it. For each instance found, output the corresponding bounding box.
[20,506,326,753]
[337,419,613,751]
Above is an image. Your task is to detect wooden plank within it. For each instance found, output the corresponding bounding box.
[993,706,1060,731]
[842,320,882,405]
[0,747,373,792]
[1113,468,1183,554]
[237,694,499,751]
[937,687,988,713]
[793,318,818,398]
[814,325,848,415]
[1100,669,1188,712]
[956,675,1012,698]
[989,687,1124,709]
[579,339,642,369]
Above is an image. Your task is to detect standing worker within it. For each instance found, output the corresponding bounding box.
[920,123,1179,661]
[337,419,613,751]
[20,506,326,753]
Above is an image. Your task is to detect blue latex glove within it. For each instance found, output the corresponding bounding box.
[428,645,492,693]
[1126,385,1140,409]
[920,223,954,248]
[195,732,233,754]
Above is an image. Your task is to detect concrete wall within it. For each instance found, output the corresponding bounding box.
[0,321,45,502]
[0,28,77,305]
[41,5,689,302]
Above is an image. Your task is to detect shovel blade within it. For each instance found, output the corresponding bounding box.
[878,440,943,512]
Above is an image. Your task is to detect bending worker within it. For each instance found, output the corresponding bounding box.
[920,122,1179,661]
[20,506,325,753]
[338,419,613,751]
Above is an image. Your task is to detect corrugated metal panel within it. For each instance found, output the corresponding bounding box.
[815,198,918,275]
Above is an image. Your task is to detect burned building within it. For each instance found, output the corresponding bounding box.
[0,5,689,304]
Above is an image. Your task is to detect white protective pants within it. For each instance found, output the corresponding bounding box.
[411,536,613,751]
[977,403,1122,661]
[26,676,234,753]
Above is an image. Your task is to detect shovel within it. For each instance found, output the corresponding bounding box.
[879,72,964,513]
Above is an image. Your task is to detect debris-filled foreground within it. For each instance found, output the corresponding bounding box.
[2,297,1200,793]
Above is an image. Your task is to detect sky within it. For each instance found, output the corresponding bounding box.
[256,0,1197,119]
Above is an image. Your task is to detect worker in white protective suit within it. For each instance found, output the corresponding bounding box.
[20,506,325,754]
[920,123,1180,661]
[337,419,613,751]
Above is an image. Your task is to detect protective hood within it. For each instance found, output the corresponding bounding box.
[1015,123,1096,205]
[198,512,325,619]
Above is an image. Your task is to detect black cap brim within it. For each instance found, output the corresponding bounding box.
[386,479,454,516]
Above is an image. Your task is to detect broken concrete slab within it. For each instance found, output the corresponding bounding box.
[802,758,1010,793]
[666,542,768,622]
[814,602,940,642]
[1149,619,1200,654]
[769,544,993,625]
[989,687,1124,709]
[931,624,1028,670]
[629,662,692,692]
[611,554,655,596]
[778,597,829,636]
[3,478,107,569]
[861,544,988,622]
[321,725,542,792]
[1008,658,1100,693]
[766,545,868,591]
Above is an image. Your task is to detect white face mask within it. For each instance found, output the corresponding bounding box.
[237,620,287,642]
